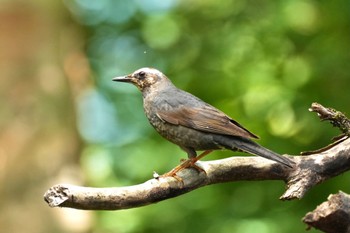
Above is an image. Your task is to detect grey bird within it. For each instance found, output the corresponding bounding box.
[113,68,295,176]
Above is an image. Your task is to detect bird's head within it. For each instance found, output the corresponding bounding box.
[113,67,170,93]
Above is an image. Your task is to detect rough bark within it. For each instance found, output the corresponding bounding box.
[44,137,350,210]
[303,191,350,233]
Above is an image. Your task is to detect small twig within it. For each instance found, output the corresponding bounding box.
[301,103,350,155]
[309,102,350,135]
[300,137,348,155]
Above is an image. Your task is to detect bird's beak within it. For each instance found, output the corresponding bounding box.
[112,75,133,83]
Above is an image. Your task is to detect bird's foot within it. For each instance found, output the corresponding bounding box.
[160,157,205,179]
[160,150,212,180]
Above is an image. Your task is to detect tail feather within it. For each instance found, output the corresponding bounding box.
[215,135,295,168]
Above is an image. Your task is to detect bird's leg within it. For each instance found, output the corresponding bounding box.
[187,150,213,173]
[161,159,194,179]
[161,150,213,178]
[193,150,213,162]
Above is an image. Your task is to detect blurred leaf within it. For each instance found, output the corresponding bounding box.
[64,0,350,232]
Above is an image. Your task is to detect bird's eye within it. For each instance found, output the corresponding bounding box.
[138,71,146,78]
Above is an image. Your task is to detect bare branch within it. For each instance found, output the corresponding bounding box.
[281,138,350,200]
[309,102,350,135]
[44,137,350,210]
[303,191,350,233]
[44,156,289,210]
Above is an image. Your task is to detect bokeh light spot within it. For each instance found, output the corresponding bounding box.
[284,0,319,34]
[142,14,181,49]
[267,102,298,137]
[283,56,311,89]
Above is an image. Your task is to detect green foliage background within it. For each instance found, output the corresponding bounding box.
[1,0,349,233]
[67,0,350,232]
[61,0,350,232]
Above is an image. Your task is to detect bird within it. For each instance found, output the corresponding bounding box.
[112,67,295,176]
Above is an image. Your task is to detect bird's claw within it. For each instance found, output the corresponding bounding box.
[160,158,206,180]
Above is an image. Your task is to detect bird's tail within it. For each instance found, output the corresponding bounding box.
[214,135,295,168]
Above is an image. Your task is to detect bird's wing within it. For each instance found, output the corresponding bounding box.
[156,105,259,139]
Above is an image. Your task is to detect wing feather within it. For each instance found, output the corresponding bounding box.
[157,105,259,139]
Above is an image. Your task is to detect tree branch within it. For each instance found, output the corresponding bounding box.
[44,137,350,210]
[309,102,350,136]
[43,103,350,210]
[303,191,350,233]
[44,156,290,210]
